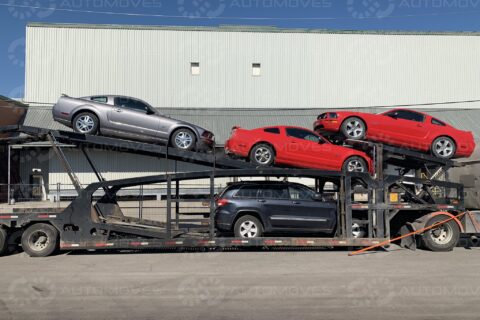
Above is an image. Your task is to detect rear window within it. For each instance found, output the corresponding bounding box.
[431,118,446,126]
[257,185,289,200]
[264,128,280,134]
[90,96,108,104]
[234,186,259,198]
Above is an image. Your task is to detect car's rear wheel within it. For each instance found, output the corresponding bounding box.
[341,117,366,140]
[73,112,99,135]
[234,215,264,238]
[250,144,275,166]
[431,136,456,159]
[342,156,367,173]
[171,128,196,151]
[21,223,59,257]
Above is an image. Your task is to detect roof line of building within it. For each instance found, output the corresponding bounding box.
[26,22,480,37]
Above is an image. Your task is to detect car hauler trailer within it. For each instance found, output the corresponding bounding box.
[0,125,478,257]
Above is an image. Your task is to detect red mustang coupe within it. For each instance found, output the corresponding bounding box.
[314,109,475,159]
[225,126,373,173]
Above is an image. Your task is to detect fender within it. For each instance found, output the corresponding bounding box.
[411,211,464,233]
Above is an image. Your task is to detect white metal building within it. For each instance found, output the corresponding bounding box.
[10,23,480,201]
[25,23,480,110]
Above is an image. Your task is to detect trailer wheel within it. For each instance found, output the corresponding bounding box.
[234,215,264,238]
[420,215,460,252]
[0,228,8,256]
[21,224,59,257]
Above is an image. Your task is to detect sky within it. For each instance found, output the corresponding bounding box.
[2,0,480,97]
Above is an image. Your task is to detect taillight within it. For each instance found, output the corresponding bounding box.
[216,199,229,207]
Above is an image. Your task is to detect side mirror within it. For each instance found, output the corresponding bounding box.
[313,194,323,201]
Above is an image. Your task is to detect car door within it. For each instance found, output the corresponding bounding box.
[256,185,295,229]
[107,97,160,139]
[283,128,336,169]
[287,185,336,232]
[376,110,429,146]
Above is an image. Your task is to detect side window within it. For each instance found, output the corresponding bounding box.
[264,128,280,134]
[431,118,446,126]
[114,97,151,114]
[234,186,259,198]
[286,128,320,143]
[90,96,108,104]
[289,186,315,201]
[387,110,424,123]
[258,185,289,200]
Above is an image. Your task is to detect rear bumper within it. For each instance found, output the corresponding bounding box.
[215,209,235,231]
[313,119,342,133]
[224,139,250,158]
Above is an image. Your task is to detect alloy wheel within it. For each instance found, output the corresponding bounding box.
[175,131,193,149]
[254,147,272,165]
[75,115,95,133]
[434,139,454,158]
[239,221,259,238]
[345,120,364,139]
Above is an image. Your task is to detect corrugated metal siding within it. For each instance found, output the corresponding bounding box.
[23,106,480,143]
[26,24,480,109]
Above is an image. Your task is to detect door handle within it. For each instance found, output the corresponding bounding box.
[257,199,266,203]
[114,108,122,113]
[292,201,300,205]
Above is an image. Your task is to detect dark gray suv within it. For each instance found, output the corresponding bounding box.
[215,181,337,238]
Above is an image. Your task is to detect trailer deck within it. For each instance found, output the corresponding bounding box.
[0,125,478,257]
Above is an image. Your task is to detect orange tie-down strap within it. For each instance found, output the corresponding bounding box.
[349,211,468,256]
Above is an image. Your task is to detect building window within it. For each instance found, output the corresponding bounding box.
[252,63,261,76]
[191,62,200,75]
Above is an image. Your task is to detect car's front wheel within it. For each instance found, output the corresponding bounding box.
[341,117,366,140]
[431,136,456,159]
[171,128,196,151]
[234,215,264,238]
[249,144,275,166]
[342,156,367,173]
[73,112,99,135]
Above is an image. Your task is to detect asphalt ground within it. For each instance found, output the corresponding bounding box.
[0,246,479,320]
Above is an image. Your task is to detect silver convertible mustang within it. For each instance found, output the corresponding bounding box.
[52,95,214,151]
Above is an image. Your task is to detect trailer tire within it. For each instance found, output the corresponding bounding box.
[0,228,8,256]
[21,224,59,257]
[420,215,460,252]
[234,215,264,239]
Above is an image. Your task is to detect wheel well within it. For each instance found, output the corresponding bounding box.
[232,211,265,231]
[169,126,198,145]
[249,142,277,157]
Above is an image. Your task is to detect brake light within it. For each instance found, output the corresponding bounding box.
[216,199,229,207]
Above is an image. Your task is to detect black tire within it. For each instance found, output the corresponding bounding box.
[420,215,460,252]
[171,128,196,151]
[249,143,275,166]
[72,112,99,135]
[431,136,456,159]
[234,215,264,238]
[341,117,366,140]
[21,223,59,257]
[342,156,368,173]
[0,228,7,256]
[7,229,23,254]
